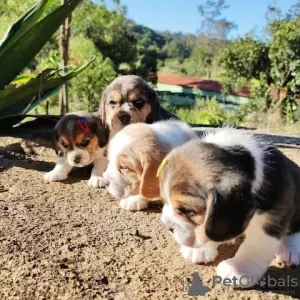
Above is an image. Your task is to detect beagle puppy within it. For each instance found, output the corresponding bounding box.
[44,111,109,188]
[103,120,197,211]
[99,75,178,136]
[158,127,300,288]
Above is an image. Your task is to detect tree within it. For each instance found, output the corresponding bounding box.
[269,16,300,106]
[198,0,237,78]
[219,36,270,83]
[72,1,137,72]
[59,0,72,114]
[219,3,300,123]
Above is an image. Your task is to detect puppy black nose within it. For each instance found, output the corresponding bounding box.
[73,155,81,164]
[168,228,174,233]
[118,113,131,125]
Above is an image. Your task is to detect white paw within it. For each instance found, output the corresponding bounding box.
[216,258,266,288]
[180,244,218,264]
[120,196,148,211]
[44,170,68,183]
[88,175,108,188]
[276,237,300,267]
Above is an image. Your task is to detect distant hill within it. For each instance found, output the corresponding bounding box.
[123,19,229,79]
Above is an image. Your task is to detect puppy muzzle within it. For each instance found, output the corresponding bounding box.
[161,205,206,248]
[118,112,131,125]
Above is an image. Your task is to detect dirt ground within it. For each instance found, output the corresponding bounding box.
[1,127,300,300]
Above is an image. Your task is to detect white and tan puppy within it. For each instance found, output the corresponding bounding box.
[158,127,300,288]
[44,111,109,188]
[103,120,198,211]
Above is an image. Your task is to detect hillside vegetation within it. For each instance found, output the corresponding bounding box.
[1,0,300,131]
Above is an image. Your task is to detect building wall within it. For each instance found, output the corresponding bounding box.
[154,82,249,111]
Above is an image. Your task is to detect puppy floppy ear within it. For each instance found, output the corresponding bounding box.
[99,89,107,124]
[92,116,110,148]
[139,155,162,199]
[53,128,64,157]
[146,89,162,123]
[204,188,254,242]
[117,154,142,195]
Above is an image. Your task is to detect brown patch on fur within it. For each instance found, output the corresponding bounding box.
[84,136,99,161]
[139,103,152,122]
[56,136,70,156]
[128,90,139,101]
[110,90,122,102]
[74,133,86,145]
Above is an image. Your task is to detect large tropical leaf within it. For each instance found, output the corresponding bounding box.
[0,0,51,53]
[0,57,95,121]
[0,0,83,89]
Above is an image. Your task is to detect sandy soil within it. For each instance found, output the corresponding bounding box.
[1,128,300,300]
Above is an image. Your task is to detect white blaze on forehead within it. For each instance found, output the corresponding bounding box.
[120,102,133,114]
[203,127,265,194]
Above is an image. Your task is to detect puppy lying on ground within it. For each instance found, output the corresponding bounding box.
[99,75,178,136]
[158,127,300,288]
[44,111,109,188]
[103,120,197,211]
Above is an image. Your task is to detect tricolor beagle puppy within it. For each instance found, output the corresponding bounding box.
[99,75,178,137]
[44,111,109,188]
[158,127,300,288]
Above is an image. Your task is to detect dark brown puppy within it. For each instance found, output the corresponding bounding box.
[99,75,178,134]
[44,111,109,188]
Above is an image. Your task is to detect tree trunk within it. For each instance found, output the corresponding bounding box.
[59,0,72,115]
[208,68,211,79]
[46,101,49,115]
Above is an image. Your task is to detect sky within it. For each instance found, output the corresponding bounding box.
[103,0,297,38]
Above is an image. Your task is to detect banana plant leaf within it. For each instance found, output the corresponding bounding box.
[0,57,95,125]
[0,0,83,89]
[11,74,37,86]
[0,0,50,53]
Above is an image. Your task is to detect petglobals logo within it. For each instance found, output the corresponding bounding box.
[257,275,298,289]
[212,274,298,290]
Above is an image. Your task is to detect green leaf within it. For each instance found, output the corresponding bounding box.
[0,0,83,89]
[11,74,37,85]
[0,0,51,54]
[0,57,95,122]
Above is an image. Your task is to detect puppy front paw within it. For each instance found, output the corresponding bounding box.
[44,170,68,183]
[88,175,108,188]
[180,244,218,264]
[276,239,300,267]
[276,249,300,267]
[216,258,266,288]
[120,196,148,211]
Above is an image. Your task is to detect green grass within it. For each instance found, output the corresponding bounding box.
[163,98,241,126]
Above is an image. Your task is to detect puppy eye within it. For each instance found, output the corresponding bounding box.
[178,207,196,218]
[119,166,128,172]
[109,100,117,107]
[80,139,90,147]
[61,141,68,149]
[133,99,145,109]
